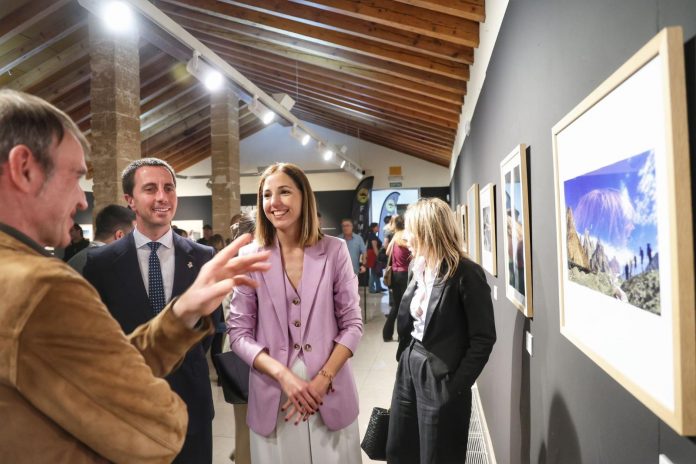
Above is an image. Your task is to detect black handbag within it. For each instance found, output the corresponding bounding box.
[214,351,250,404]
[360,407,390,461]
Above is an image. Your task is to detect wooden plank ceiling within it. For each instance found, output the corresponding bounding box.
[0,0,484,170]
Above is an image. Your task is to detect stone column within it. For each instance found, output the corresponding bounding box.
[210,84,241,238]
[89,16,140,215]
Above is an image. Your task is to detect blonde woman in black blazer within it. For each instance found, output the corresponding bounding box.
[386,198,496,464]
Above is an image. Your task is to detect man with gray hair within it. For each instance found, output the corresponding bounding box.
[0,89,270,463]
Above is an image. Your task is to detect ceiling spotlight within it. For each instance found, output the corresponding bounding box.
[102,1,134,33]
[291,125,311,146]
[340,159,346,169]
[249,96,275,125]
[204,70,223,91]
[323,148,334,161]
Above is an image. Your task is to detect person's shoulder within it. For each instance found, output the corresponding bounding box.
[86,236,129,263]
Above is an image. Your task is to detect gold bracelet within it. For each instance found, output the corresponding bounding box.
[319,369,334,392]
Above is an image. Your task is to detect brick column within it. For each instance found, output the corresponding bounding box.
[210,85,241,238]
[89,17,140,215]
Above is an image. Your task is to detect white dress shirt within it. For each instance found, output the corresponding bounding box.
[410,255,439,342]
[133,227,175,303]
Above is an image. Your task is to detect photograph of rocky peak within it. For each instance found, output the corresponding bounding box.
[563,149,661,315]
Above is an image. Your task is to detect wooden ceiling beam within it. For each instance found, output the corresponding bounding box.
[142,111,211,149]
[141,83,208,128]
[160,0,472,74]
[395,0,485,22]
[143,116,210,154]
[146,125,208,158]
[215,47,463,113]
[166,138,211,166]
[252,75,458,136]
[7,38,89,92]
[206,0,472,62]
[292,104,453,147]
[289,0,479,47]
[152,130,210,161]
[0,20,86,76]
[0,0,72,47]
[205,40,464,103]
[32,57,90,102]
[141,73,197,114]
[140,63,190,105]
[361,132,449,166]
[239,66,459,127]
[187,26,468,93]
[141,97,211,140]
[172,144,212,172]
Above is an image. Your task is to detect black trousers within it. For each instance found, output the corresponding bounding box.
[383,271,409,340]
[387,341,472,464]
[172,420,213,464]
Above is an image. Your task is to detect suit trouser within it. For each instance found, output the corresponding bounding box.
[173,420,213,464]
[386,341,472,464]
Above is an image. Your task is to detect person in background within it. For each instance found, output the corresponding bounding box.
[338,218,367,277]
[198,223,213,246]
[219,210,257,464]
[387,198,496,464]
[382,215,410,342]
[382,214,394,249]
[210,233,225,253]
[229,162,363,463]
[172,226,189,239]
[366,222,386,293]
[62,222,89,261]
[0,88,270,463]
[68,204,135,274]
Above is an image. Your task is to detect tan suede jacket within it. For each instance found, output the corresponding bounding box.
[0,228,213,463]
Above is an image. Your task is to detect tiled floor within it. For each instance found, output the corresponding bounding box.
[211,290,396,464]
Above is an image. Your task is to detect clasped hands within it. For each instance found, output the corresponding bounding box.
[279,368,334,425]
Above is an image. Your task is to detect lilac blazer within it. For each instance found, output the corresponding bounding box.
[228,235,363,437]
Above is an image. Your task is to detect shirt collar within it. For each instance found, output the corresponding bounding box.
[0,222,52,257]
[133,226,173,249]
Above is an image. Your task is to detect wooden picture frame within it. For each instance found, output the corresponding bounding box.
[467,184,480,264]
[458,204,469,255]
[500,144,533,317]
[479,183,497,276]
[552,27,695,435]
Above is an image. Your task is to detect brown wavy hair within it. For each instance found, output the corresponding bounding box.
[255,162,323,247]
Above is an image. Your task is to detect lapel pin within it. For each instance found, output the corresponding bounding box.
[187,261,193,269]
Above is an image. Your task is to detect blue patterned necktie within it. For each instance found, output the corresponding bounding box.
[147,242,166,314]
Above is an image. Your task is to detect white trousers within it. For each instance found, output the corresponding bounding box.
[249,359,361,464]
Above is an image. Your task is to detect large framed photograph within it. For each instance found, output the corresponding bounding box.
[552,27,695,435]
[466,184,480,264]
[479,183,497,276]
[501,144,533,317]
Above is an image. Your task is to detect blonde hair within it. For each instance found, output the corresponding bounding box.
[255,162,323,247]
[404,198,464,278]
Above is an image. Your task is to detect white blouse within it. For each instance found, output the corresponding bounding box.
[409,256,440,342]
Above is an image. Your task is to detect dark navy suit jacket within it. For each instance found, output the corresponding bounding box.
[83,231,217,435]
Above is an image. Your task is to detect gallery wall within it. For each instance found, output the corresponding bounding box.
[451,1,696,463]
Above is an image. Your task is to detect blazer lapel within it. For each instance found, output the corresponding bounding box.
[113,233,149,314]
[260,241,288,334]
[172,233,197,299]
[299,240,328,331]
[423,275,446,335]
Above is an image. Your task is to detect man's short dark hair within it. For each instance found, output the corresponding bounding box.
[203,224,212,231]
[121,158,176,196]
[0,89,90,176]
[383,215,392,225]
[94,204,135,241]
[341,218,353,225]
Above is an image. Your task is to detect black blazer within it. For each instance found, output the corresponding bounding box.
[83,232,217,434]
[396,257,496,394]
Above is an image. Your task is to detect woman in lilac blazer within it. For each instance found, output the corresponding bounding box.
[228,162,363,463]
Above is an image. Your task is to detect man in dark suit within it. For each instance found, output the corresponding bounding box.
[84,158,218,464]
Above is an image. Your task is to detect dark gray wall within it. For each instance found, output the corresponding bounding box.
[452,1,696,463]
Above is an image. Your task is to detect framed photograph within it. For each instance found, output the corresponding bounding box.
[479,183,497,276]
[458,204,469,254]
[552,27,695,434]
[467,184,480,264]
[501,144,533,317]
